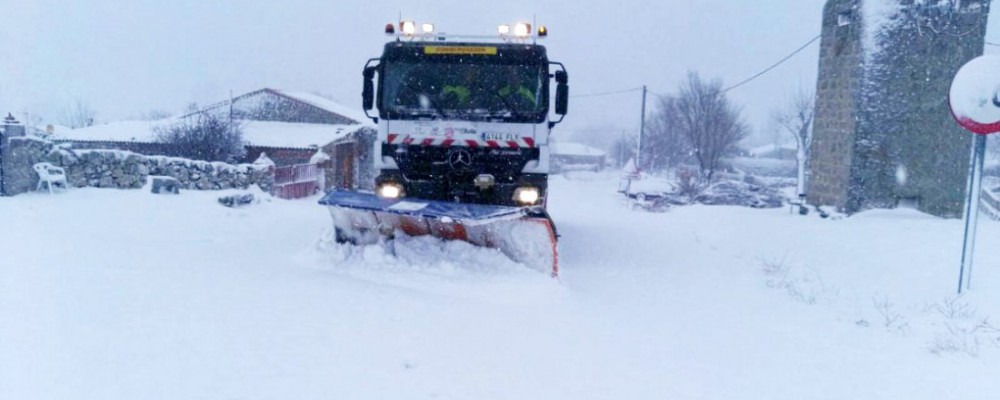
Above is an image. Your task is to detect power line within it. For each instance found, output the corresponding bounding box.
[987,41,1000,47]
[570,87,643,98]
[647,88,668,98]
[569,33,821,100]
[723,33,822,92]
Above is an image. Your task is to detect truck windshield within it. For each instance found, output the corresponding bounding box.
[381,61,547,123]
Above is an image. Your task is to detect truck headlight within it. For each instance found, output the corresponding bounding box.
[377,183,405,199]
[513,187,540,205]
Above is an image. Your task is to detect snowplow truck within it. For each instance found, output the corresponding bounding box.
[319,22,568,276]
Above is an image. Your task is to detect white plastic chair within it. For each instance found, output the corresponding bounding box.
[33,162,68,194]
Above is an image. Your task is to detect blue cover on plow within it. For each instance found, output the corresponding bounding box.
[318,189,526,223]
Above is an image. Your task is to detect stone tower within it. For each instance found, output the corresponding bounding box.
[808,0,990,217]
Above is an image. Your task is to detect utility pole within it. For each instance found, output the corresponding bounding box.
[637,85,647,168]
[619,130,625,168]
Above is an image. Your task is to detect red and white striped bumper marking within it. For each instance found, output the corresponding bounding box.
[386,134,537,148]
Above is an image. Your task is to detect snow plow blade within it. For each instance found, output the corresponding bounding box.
[319,190,558,276]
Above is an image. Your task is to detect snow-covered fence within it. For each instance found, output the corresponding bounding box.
[272,163,322,199]
[1,135,273,195]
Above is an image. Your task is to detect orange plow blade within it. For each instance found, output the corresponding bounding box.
[321,190,558,276]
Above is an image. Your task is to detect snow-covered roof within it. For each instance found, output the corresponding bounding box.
[551,142,606,157]
[30,123,74,138]
[273,90,374,127]
[48,89,375,148]
[52,118,367,149]
[50,120,174,143]
[748,143,797,157]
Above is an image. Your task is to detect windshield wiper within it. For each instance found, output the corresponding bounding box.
[427,97,450,120]
[399,79,448,119]
[490,90,526,120]
[402,109,440,119]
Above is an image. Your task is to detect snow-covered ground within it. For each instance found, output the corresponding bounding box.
[2,173,999,399]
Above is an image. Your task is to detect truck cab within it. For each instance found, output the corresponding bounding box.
[361,23,568,208]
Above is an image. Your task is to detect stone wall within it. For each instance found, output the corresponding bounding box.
[58,139,319,168]
[3,135,273,195]
[1,121,28,195]
[2,136,51,195]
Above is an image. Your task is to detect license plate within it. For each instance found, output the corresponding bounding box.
[482,132,517,141]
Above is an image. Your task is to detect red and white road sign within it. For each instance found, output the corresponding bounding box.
[950,55,1000,135]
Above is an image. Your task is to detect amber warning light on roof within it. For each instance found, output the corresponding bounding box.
[424,46,498,55]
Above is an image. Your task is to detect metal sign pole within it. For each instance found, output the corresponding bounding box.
[957,134,987,294]
[0,124,4,196]
[637,85,647,169]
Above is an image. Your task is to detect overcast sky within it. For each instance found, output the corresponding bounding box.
[2,0,995,145]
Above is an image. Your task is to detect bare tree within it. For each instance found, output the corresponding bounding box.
[155,112,246,162]
[59,99,97,128]
[643,95,692,172]
[672,72,749,182]
[772,89,815,197]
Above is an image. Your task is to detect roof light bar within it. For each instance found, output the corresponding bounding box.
[400,20,416,35]
[514,23,531,37]
[382,21,549,40]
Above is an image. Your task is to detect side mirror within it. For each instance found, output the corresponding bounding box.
[544,65,570,130]
[555,70,568,84]
[555,82,569,116]
[362,66,376,110]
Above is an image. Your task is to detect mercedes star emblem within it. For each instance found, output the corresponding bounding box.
[447,149,473,169]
